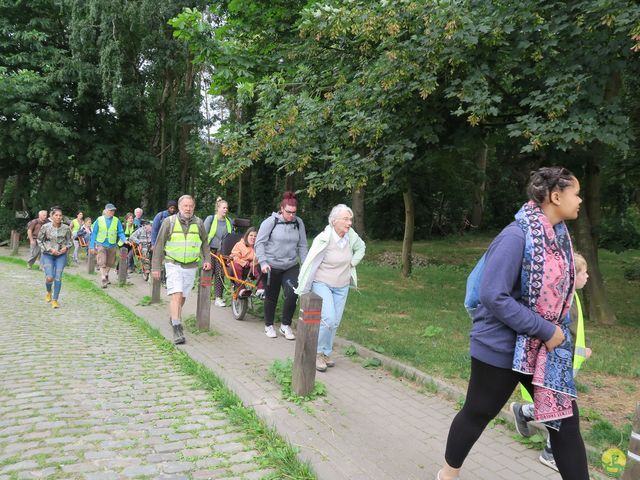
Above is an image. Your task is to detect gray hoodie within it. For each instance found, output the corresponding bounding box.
[255,212,308,270]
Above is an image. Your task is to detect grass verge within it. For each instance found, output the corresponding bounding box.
[0,256,315,480]
[269,358,326,405]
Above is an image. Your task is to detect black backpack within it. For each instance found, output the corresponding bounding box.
[267,217,300,241]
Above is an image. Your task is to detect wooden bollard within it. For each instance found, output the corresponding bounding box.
[292,292,323,396]
[88,250,96,274]
[117,247,128,285]
[622,402,640,479]
[10,230,20,255]
[196,255,213,330]
[151,275,161,303]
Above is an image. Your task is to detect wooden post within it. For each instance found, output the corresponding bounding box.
[117,247,128,285]
[196,254,213,330]
[151,275,161,303]
[622,402,640,479]
[88,250,96,274]
[10,230,19,255]
[292,292,323,397]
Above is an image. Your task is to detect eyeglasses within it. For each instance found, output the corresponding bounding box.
[283,209,297,215]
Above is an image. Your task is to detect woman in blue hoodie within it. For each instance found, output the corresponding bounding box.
[437,167,588,480]
[255,192,308,340]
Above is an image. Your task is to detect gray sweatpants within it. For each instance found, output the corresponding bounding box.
[27,242,41,267]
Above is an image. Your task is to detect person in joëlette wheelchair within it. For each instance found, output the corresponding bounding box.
[215,219,265,320]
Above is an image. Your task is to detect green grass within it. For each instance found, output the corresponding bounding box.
[0,256,315,480]
[342,238,640,382]
[268,358,326,404]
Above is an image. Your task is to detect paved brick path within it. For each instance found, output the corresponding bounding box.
[0,263,273,480]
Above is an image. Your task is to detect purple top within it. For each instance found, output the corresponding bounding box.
[470,222,557,369]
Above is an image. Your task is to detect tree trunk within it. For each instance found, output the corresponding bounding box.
[12,174,25,211]
[179,58,196,193]
[470,141,488,228]
[352,188,365,236]
[572,208,617,325]
[401,189,414,278]
[0,176,6,201]
[237,173,243,215]
[285,174,295,192]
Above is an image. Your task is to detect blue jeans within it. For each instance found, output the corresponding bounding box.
[41,253,67,300]
[311,281,350,356]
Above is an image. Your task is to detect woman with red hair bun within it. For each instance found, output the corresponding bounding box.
[254,192,308,340]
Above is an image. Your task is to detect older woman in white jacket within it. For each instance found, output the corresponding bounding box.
[296,204,366,372]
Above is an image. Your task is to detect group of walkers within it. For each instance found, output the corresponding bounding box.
[147,191,366,362]
[23,165,593,479]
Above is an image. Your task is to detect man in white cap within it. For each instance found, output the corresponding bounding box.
[89,203,127,288]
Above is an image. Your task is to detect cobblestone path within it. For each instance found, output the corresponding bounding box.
[0,264,272,480]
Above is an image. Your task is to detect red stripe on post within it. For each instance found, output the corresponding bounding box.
[302,310,321,315]
[199,278,212,287]
[303,319,321,324]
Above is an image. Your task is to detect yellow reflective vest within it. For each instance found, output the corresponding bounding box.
[124,223,135,238]
[207,216,232,244]
[165,217,201,264]
[71,218,81,234]
[96,216,122,246]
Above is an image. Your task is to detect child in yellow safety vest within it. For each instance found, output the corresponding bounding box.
[510,252,592,472]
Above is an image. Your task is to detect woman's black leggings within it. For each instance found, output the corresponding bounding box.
[263,265,299,327]
[445,357,588,480]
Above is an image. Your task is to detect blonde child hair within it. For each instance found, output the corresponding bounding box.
[574,252,587,274]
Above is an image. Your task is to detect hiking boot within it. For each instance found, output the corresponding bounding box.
[510,402,532,437]
[214,297,226,307]
[316,353,327,372]
[323,354,335,367]
[265,325,277,338]
[279,324,295,340]
[172,323,185,345]
[51,300,59,309]
[539,447,558,472]
[101,277,108,288]
[45,292,52,303]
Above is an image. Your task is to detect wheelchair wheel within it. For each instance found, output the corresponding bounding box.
[231,297,248,321]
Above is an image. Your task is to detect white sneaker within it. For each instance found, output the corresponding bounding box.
[255,288,265,299]
[265,325,277,338]
[279,325,295,340]
[214,298,226,307]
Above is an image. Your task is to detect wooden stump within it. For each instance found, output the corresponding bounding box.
[196,255,213,331]
[117,247,128,285]
[10,230,20,256]
[88,251,96,274]
[292,292,323,397]
[151,275,161,304]
[622,402,640,479]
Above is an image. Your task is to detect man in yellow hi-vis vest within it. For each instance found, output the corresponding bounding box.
[152,195,211,345]
[89,204,128,288]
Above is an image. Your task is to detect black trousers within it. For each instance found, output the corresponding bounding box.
[263,265,299,327]
[445,357,588,480]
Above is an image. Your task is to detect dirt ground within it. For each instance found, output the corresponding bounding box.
[579,372,640,429]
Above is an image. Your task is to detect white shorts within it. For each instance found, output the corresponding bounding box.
[165,262,197,298]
